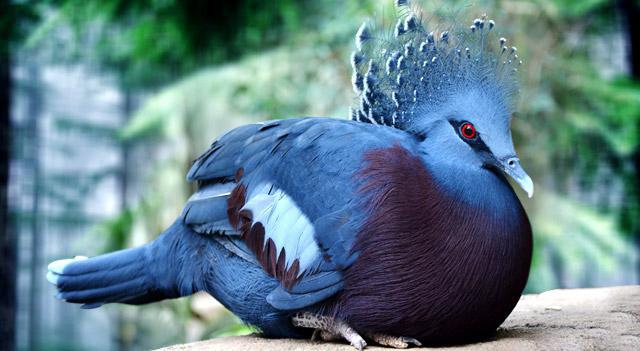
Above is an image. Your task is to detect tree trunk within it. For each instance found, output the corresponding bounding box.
[0,0,16,348]
[621,0,640,78]
[26,60,43,351]
[620,0,640,283]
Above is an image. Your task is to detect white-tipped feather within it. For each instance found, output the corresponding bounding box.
[47,257,85,275]
[46,271,59,285]
[47,256,88,286]
[355,22,372,51]
[349,6,521,129]
[242,183,320,273]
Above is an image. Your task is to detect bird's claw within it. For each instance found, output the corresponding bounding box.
[399,336,422,347]
[292,312,367,350]
[350,336,367,351]
[310,329,322,342]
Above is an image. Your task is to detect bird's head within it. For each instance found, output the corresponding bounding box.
[350,2,533,197]
[409,88,533,198]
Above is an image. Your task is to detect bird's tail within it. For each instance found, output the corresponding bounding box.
[46,220,203,309]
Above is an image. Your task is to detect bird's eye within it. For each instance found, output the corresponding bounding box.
[460,122,477,139]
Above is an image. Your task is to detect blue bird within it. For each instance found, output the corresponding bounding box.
[47,3,533,349]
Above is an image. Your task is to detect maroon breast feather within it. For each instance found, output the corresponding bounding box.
[334,144,532,345]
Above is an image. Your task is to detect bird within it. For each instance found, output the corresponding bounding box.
[47,1,534,349]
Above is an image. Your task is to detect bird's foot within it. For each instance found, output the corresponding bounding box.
[364,332,422,349]
[292,312,367,350]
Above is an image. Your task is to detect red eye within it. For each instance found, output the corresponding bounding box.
[460,122,476,139]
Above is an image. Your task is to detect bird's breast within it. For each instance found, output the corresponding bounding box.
[334,144,532,344]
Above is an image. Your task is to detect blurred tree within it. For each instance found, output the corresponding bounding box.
[0,0,14,348]
[0,1,39,349]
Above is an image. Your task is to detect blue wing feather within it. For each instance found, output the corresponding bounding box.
[182,182,237,234]
[182,117,416,310]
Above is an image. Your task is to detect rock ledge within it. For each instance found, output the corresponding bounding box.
[158,286,640,351]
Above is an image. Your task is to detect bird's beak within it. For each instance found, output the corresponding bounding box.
[500,157,534,198]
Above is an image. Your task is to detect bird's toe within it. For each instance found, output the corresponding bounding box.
[400,336,422,347]
[350,337,367,351]
[366,332,422,349]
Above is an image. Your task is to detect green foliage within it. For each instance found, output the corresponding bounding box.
[526,191,635,291]
[121,44,353,147]
[28,0,325,87]
[99,208,134,253]
[542,0,610,18]
[545,64,640,159]
[0,0,40,53]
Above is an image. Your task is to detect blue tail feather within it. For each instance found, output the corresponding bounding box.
[47,221,199,308]
[47,220,308,338]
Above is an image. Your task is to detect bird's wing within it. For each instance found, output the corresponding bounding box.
[181,117,413,310]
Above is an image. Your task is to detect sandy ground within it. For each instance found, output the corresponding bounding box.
[158,285,640,351]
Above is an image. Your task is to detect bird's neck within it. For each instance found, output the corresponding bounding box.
[422,154,522,218]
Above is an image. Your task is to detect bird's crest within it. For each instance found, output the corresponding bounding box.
[350,0,521,130]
